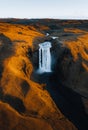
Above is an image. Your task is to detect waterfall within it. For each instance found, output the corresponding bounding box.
[39,42,52,73]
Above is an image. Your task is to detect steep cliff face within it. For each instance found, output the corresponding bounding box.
[51,27,88,130]
[0,21,77,130]
[55,28,88,97]
[53,28,88,116]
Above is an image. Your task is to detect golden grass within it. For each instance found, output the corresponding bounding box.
[0,23,44,47]
[0,101,53,130]
[64,34,88,61]
[64,28,86,34]
[64,28,88,71]
[82,62,88,72]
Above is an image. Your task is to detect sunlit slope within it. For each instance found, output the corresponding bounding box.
[64,28,88,64]
[0,101,53,130]
[0,22,45,46]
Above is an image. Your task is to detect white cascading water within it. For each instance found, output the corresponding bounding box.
[39,42,52,73]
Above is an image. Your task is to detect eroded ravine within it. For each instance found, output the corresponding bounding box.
[1,19,88,130]
[0,22,77,130]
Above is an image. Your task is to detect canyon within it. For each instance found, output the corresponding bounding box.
[0,19,88,130]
